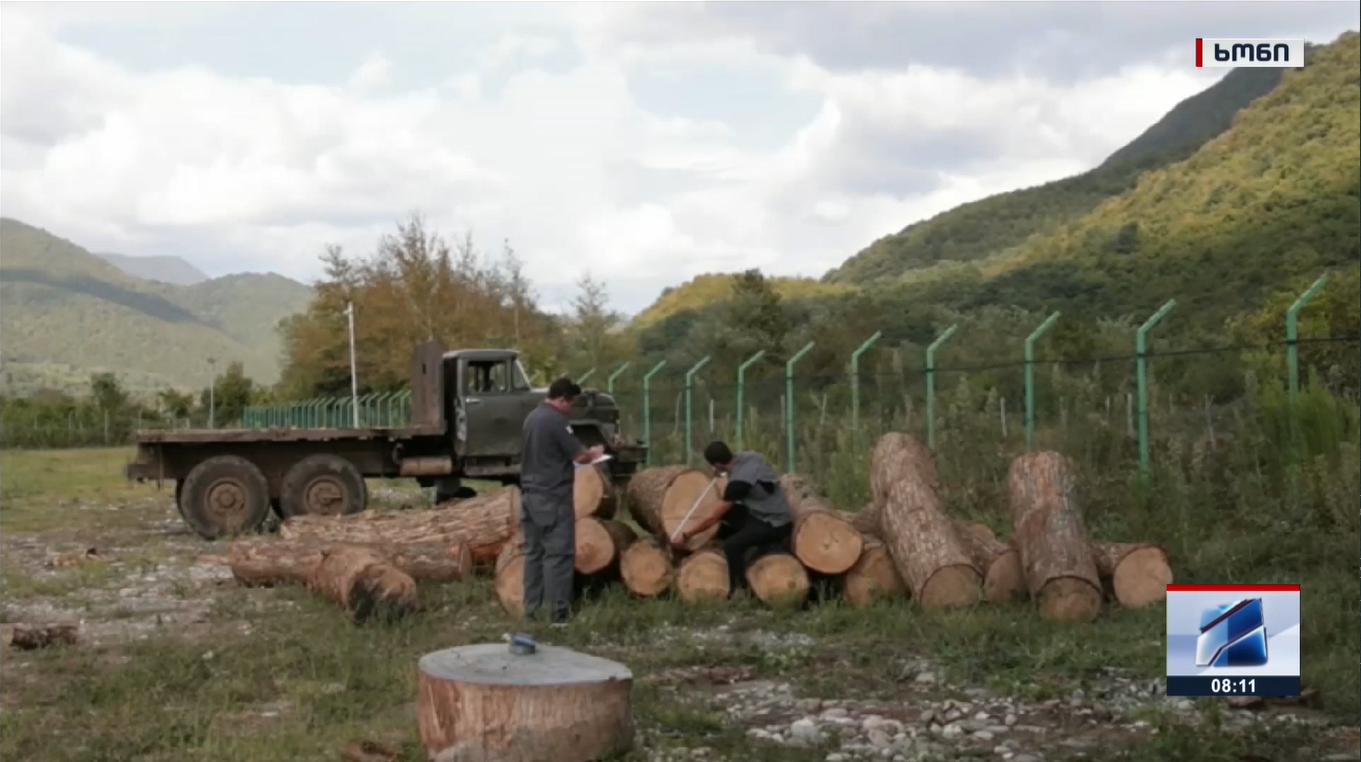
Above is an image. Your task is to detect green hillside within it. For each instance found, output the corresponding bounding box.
[824,67,1287,284]
[631,273,856,327]
[0,219,313,394]
[96,251,208,285]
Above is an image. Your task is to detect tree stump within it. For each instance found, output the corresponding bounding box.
[280,486,520,565]
[745,552,810,607]
[1006,452,1103,622]
[574,519,637,575]
[574,465,616,520]
[306,546,419,623]
[778,473,864,575]
[416,642,634,762]
[839,538,906,607]
[494,537,527,618]
[1092,541,1173,608]
[227,540,472,587]
[676,548,729,603]
[870,433,982,609]
[952,521,1023,604]
[618,538,673,597]
[625,466,726,551]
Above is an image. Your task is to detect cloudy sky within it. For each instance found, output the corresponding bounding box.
[2,2,1356,315]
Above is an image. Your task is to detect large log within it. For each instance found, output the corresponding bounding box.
[416,643,635,762]
[952,521,1023,604]
[306,545,419,623]
[574,518,637,575]
[778,474,864,575]
[280,486,520,565]
[849,504,880,537]
[676,548,729,603]
[870,433,982,609]
[1092,541,1173,608]
[745,552,810,607]
[623,466,688,535]
[574,465,617,520]
[625,466,726,551]
[617,538,673,597]
[227,540,472,587]
[1006,452,1103,622]
[493,536,527,618]
[839,538,906,607]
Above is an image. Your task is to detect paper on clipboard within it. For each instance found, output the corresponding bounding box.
[575,453,614,469]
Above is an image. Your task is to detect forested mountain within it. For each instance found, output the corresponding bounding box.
[95,252,208,286]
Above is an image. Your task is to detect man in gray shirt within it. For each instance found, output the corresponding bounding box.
[520,378,604,625]
[671,441,793,595]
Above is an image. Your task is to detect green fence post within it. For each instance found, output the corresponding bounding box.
[736,350,767,450]
[642,360,667,466]
[684,356,712,465]
[1024,312,1061,452]
[925,325,958,451]
[850,331,883,456]
[607,362,631,395]
[1136,299,1176,474]
[785,342,816,472]
[1286,274,1329,405]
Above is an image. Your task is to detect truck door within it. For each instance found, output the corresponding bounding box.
[461,356,525,458]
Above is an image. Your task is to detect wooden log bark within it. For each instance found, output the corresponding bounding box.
[839,538,906,607]
[494,536,526,618]
[870,433,982,609]
[416,643,635,762]
[280,486,520,565]
[1092,541,1173,608]
[676,548,729,603]
[625,466,726,551]
[1006,451,1103,622]
[849,504,881,538]
[778,473,864,575]
[574,518,637,575]
[306,545,419,623]
[745,552,810,606]
[618,538,673,597]
[574,465,617,520]
[623,466,688,535]
[227,540,472,587]
[952,521,1023,604]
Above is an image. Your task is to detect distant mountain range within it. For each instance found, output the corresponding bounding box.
[0,218,315,395]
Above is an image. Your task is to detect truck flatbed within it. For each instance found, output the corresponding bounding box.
[132,424,445,445]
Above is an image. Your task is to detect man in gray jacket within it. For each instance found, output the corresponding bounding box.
[520,378,604,625]
[671,441,793,595]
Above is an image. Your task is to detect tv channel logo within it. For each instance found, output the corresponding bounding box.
[1166,584,1300,697]
[1195,38,1305,68]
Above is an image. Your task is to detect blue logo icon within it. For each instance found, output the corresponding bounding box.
[1195,598,1268,667]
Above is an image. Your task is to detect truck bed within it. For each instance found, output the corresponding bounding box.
[132,425,445,445]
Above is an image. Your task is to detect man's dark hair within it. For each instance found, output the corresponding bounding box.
[703,441,734,466]
[547,377,582,400]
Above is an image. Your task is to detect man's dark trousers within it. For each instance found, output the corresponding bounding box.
[716,503,791,594]
[520,491,575,621]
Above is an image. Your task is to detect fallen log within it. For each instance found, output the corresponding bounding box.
[306,545,419,623]
[952,521,1023,604]
[745,552,810,607]
[493,536,526,618]
[1006,451,1103,622]
[227,540,472,587]
[574,518,637,575]
[1092,541,1173,608]
[618,537,673,597]
[778,474,864,575]
[574,464,617,520]
[676,548,729,603]
[839,538,907,607]
[625,466,726,551]
[279,486,520,565]
[849,504,880,537]
[870,433,982,609]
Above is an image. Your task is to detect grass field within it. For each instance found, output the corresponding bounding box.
[0,380,1357,762]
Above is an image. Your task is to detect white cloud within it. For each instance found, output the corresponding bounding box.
[348,52,394,90]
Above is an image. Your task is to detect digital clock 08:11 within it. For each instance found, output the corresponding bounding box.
[1211,678,1256,694]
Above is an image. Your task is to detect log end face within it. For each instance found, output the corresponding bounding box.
[983,549,1025,604]
[1036,577,1104,622]
[677,551,729,604]
[794,512,864,576]
[746,554,810,607]
[619,540,674,597]
[1112,547,1174,608]
[916,565,984,610]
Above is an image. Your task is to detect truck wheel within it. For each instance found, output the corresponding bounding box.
[179,456,272,540]
[279,454,367,518]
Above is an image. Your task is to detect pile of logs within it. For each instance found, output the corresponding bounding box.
[217,435,1173,622]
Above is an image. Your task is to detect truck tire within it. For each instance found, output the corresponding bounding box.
[179,456,272,540]
[279,454,368,518]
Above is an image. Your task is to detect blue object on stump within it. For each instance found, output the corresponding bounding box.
[509,632,538,655]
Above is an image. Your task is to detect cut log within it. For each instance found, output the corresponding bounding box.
[9,623,79,650]
[1092,541,1173,609]
[574,464,617,520]
[416,643,635,762]
[870,432,982,609]
[227,540,472,587]
[676,548,729,603]
[306,545,419,623]
[779,473,864,575]
[625,466,726,551]
[574,518,637,575]
[623,466,689,535]
[952,521,1023,604]
[618,538,673,597]
[1006,451,1103,622]
[849,504,881,537]
[494,536,526,618]
[839,538,907,607]
[280,486,520,565]
[745,552,810,607]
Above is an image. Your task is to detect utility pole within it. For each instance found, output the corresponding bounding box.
[346,301,360,428]
[207,357,217,429]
